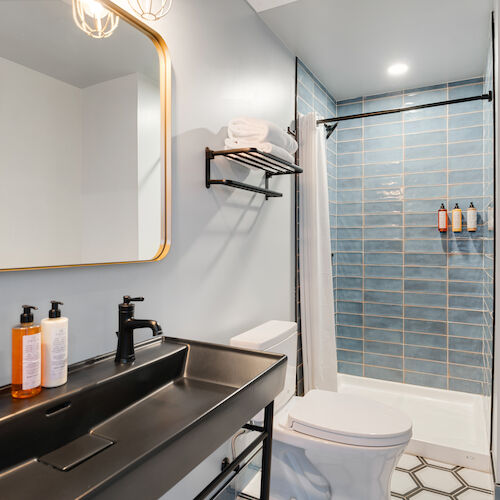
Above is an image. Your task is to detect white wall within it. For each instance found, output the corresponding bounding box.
[0,0,295,496]
[0,56,83,268]
[82,73,163,263]
[0,64,161,267]
[81,73,140,263]
[137,74,162,260]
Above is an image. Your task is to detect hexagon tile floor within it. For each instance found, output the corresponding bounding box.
[391,454,494,499]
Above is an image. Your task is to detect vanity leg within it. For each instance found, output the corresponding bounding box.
[260,401,274,500]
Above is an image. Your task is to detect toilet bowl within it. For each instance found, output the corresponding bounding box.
[231,321,412,500]
[271,391,412,500]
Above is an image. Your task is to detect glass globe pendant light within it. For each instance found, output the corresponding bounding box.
[72,0,119,39]
[128,0,173,21]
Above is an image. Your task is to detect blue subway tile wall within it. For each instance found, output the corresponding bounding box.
[296,59,494,396]
[296,60,337,395]
[297,60,337,260]
[334,78,493,395]
[483,48,494,401]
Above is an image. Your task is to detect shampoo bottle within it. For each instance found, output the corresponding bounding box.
[41,301,68,388]
[452,203,462,233]
[467,202,477,232]
[12,305,42,399]
[438,203,448,232]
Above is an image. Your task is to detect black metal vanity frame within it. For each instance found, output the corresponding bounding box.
[194,402,274,500]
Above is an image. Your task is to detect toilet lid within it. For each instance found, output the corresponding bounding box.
[287,390,412,447]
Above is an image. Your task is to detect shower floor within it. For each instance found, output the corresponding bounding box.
[337,374,491,472]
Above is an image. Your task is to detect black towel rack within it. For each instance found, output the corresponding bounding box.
[205,147,302,200]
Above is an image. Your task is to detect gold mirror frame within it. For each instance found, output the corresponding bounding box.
[3,0,171,272]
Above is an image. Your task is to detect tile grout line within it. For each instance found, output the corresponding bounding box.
[392,455,494,498]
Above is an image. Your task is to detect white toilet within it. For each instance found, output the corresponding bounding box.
[231,320,412,500]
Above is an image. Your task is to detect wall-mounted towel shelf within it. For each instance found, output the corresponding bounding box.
[205,147,302,200]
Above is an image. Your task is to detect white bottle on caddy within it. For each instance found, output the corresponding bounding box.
[41,301,68,388]
[467,202,477,232]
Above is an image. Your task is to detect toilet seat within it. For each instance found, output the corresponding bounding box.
[287,390,412,447]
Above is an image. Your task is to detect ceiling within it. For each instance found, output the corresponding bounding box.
[248,0,493,100]
[0,1,158,88]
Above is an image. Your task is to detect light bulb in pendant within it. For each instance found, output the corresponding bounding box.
[72,0,119,39]
[83,0,108,19]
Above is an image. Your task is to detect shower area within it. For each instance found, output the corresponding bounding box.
[296,33,495,471]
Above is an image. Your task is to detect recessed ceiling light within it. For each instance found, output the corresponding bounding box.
[388,63,408,76]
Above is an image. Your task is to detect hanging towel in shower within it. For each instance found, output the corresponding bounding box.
[299,112,338,393]
[228,117,298,154]
[224,138,295,164]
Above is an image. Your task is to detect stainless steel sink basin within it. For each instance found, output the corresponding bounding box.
[0,336,286,499]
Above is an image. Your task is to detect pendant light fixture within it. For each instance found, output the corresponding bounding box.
[72,0,119,39]
[128,0,173,21]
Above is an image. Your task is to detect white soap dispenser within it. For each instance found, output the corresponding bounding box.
[467,202,477,232]
[41,301,68,388]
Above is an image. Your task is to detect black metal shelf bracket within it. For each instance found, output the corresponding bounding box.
[205,147,302,200]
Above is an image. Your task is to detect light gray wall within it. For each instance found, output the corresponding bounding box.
[0,0,294,493]
[81,73,140,263]
[137,74,162,260]
[0,55,83,268]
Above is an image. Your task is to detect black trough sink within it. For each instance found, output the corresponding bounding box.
[0,336,286,499]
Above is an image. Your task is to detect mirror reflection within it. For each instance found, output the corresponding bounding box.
[0,0,164,269]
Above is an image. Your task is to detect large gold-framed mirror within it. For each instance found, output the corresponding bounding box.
[0,0,171,271]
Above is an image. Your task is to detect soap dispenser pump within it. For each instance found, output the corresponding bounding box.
[41,301,68,388]
[12,305,42,399]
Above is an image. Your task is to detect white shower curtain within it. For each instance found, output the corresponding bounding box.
[298,112,338,393]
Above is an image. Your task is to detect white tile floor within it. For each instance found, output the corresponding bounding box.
[239,453,495,499]
[391,454,494,499]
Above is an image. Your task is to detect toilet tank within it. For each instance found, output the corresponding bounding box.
[230,320,297,414]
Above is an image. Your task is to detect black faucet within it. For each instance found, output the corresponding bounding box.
[115,296,163,364]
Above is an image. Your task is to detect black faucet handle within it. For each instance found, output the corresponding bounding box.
[123,296,145,304]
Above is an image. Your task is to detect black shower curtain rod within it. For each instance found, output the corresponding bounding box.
[317,91,493,128]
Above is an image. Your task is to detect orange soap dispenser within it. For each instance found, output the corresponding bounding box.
[12,305,42,399]
[452,203,462,233]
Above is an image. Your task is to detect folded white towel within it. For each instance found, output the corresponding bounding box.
[228,117,298,154]
[224,138,295,164]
